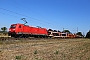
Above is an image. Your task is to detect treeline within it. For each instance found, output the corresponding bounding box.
[63,30,90,38]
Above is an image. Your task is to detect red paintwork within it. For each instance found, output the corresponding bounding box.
[9,23,48,35]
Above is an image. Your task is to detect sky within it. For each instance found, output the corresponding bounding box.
[0,0,90,35]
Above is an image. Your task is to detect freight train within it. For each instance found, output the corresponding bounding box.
[8,23,82,38]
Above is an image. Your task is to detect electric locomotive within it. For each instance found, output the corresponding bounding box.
[8,23,48,38]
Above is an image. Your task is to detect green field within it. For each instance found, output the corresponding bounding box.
[0,38,90,60]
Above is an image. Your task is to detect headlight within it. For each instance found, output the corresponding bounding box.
[13,29,15,30]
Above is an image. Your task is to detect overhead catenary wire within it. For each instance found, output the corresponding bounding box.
[11,0,49,19]
[0,8,42,25]
[9,0,63,29]
[0,0,83,33]
[0,8,43,22]
[0,0,63,30]
[0,12,20,18]
[0,8,60,29]
[1,0,52,26]
[0,11,42,27]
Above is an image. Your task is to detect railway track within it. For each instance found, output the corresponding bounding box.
[0,37,82,41]
[0,37,41,41]
[0,37,55,41]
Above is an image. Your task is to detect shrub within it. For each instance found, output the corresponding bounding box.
[54,50,59,54]
[86,30,90,38]
[34,50,38,54]
[15,55,21,60]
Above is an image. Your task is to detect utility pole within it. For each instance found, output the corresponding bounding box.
[77,27,78,33]
[63,28,64,31]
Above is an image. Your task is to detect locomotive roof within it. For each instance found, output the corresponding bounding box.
[11,23,46,29]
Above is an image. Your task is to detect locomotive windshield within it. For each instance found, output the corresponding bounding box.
[10,24,17,28]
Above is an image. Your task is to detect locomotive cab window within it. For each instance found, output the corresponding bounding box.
[10,24,16,28]
[19,25,21,28]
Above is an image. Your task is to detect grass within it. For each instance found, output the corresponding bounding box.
[34,50,38,54]
[15,55,22,60]
[0,41,3,44]
[54,50,59,54]
[0,38,90,60]
[35,57,43,60]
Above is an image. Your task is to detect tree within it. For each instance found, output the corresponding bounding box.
[62,30,71,33]
[1,27,7,32]
[76,32,83,37]
[48,29,53,31]
[53,30,57,32]
[86,30,90,38]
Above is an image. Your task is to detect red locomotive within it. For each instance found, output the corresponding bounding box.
[8,23,48,38]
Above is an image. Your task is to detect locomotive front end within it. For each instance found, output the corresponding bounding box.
[8,24,17,37]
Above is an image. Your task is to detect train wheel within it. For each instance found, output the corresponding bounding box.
[14,35,18,38]
[19,35,23,38]
[25,35,29,38]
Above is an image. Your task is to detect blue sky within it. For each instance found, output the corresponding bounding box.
[0,0,90,35]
